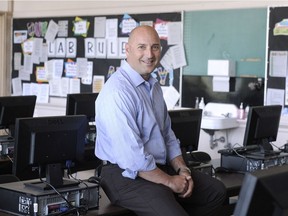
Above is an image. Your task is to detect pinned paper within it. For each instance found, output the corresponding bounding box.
[22,38,34,54]
[106,19,118,38]
[58,20,69,37]
[94,17,106,38]
[45,20,59,42]
[120,14,138,35]
[36,66,48,82]
[14,30,27,44]
[65,61,78,78]
[81,61,93,85]
[161,85,180,110]
[73,17,90,37]
[93,75,105,93]
[167,22,182,45]
[154,19,168,40]
[69,78,80,94]
[157,67,168,85]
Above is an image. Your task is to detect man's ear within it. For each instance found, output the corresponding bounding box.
[125,43,130,56]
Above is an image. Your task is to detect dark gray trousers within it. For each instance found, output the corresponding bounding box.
[100,164,226,216]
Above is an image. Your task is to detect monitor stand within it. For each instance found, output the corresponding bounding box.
[247,141,281,157]
[24,178,80,191]
[24,163,79,190]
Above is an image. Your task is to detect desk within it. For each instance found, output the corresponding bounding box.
[215,172,244,215]
[216,172,244,198]
[0,166,244,216]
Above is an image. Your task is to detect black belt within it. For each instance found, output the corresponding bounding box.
[103,161,172,173]
[103,161,115,166]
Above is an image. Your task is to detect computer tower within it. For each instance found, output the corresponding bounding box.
[221,152,288,172]
[0,179,99,216]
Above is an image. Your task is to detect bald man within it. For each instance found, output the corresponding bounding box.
[95,25,226,216]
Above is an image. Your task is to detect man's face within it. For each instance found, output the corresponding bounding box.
[125,27,161,78]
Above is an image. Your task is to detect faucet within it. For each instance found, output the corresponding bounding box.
[221,113,231,118]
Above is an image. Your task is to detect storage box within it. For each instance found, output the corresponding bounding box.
[208,60,236,76]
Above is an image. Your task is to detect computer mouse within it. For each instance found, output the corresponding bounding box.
[214,167,231,173]
[87,176,101,184]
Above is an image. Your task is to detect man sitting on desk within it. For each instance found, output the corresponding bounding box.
[95,25,226,216]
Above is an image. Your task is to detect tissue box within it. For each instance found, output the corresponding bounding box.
[208,60,235,76]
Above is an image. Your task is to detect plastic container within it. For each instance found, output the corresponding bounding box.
[199,97,205,110]
[195,97,199,109]
[238,102,245,120]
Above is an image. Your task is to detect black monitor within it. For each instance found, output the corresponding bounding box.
[66,92,101,174]
[66,93,98,122]
[12,115,88,190]
[0,95,36,137]
[234,165,288,216]
[168,108,202,152]
[243,105,282,156]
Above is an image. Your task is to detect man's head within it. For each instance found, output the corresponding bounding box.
[125,25,161,80]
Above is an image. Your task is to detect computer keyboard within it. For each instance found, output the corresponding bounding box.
[218,145,259,155]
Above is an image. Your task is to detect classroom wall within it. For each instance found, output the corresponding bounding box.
[10,1,288,18]
[2,1,288,160]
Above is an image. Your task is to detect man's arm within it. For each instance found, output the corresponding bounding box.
[169,155,191,175]
[138,155,193,198]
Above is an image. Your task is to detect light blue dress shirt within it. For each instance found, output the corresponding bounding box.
[95,61,182,179]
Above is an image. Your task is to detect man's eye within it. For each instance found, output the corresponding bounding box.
[152,46,160,51]
[138,45,146,50]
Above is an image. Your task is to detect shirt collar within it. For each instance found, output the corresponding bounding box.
[122,60,158,88]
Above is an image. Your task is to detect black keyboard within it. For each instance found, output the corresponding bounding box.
[246,150,282,157]
[218,145,259,155]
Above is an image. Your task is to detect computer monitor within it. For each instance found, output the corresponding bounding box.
[243,105,282,156]
[168,108,202,152]
[66,92,101,174]
[234,165,288,216]
[66,93,98,122]
[0,95,36,137]
[12,115,88,190]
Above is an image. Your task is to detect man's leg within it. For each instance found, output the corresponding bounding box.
[177,170,227,216]
[101,164,189,216]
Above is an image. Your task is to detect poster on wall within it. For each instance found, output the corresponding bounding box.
[11,12,183,106]
[267,7,288,112]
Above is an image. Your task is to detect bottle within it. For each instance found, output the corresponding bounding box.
[245,105,250,118]
[238,102,245,120]
[195,97,199,109]
[199,97,205,110]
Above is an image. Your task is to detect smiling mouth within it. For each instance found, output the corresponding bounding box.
[142,59,155,65]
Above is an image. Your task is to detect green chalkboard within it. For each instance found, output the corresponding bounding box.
[183,8,267,77]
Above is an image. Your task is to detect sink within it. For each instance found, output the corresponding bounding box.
[200,102,239,130]
[201,116,239,130]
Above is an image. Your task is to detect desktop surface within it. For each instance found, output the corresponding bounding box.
[0,159,244,216]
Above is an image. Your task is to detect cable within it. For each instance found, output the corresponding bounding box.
[219,143,259,172]
[271,142,284,151]
[37,166,89,216]
[6,154,13,163]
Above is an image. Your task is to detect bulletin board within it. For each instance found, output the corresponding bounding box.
[11,12,182,103]
[266,6,288,108]
[181,8,267,109]
[183,8,267,77]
